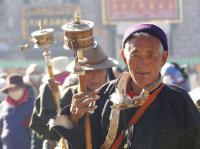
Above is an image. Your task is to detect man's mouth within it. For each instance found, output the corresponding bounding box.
[136,72,149,75]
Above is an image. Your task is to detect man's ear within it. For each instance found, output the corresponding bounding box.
[161,51,168,67]
[121,49,127,65]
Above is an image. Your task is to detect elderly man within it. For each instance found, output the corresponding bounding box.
[51,24,200,149]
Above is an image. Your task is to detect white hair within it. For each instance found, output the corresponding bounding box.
[125,32,165,56]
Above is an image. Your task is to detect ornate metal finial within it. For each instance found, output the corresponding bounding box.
[74,11,81,24]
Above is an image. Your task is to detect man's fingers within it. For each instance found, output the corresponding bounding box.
[71,96,98,112]
[75,105,98,114]
[71,97,98,114]
[72,92,85,105]
[78,97,99,107]
[72,94,99,109]
[86,91,100,99]
[73,92,85,99]
[71,92,85,110]
[70,92,100,121]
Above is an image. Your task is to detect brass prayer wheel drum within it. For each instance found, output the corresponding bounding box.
[31,28,55,48]
[62,12,95,50]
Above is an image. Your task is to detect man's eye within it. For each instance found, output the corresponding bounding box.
[147,54,153,58]
[130,54,138,58]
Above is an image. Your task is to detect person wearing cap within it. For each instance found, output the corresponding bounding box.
[50,24,200,149]
[29,56,70,149]
[0,74,34,149]
[41,56,70,85]
[50,56,70,86]
[29,44,118,149]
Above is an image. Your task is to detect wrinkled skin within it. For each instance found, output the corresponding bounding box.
[84,69,107,92]
[124,35,168,93]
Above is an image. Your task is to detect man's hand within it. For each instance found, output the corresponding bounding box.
[70,91,100,125]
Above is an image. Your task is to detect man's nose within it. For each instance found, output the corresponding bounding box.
[138,57,147,67]
[93,71,99,79]
[93,71,102,81]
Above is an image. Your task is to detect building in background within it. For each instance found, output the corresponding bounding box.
[0,0,200,77]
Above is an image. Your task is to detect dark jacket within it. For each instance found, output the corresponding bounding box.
[0,86,34,149]
[29,83,78,140]
[29,69,116,141]
[53,80,200,149]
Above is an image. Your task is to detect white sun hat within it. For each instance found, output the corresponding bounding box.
[52,56,70,75]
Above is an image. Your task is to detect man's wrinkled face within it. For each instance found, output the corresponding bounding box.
[85,69,107,92]
[124,35,168,88]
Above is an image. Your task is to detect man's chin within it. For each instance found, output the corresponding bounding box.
[87,86,99,92]
[132,80,150,88]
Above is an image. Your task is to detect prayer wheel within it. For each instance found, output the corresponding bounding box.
[62,12,95,50]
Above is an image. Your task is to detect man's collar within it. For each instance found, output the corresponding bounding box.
[111,72,162,110]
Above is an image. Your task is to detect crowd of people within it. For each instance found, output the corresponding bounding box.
[0,23,200,149]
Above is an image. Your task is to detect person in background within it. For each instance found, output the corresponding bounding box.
[161,62,190,91]
[0,68,7,149]
[29,56,70,149]
[189,87,200,111]
[0,75,6,149]
[51,56,70,85]
[0,68,7,103]
[62,73,79,89]
[23,64,44,149]
[0,74,34,149]
[0,78,6,103]
[41,56,70,86]
[24,63,43,96]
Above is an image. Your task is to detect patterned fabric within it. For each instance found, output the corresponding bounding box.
[52,80,200,149]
